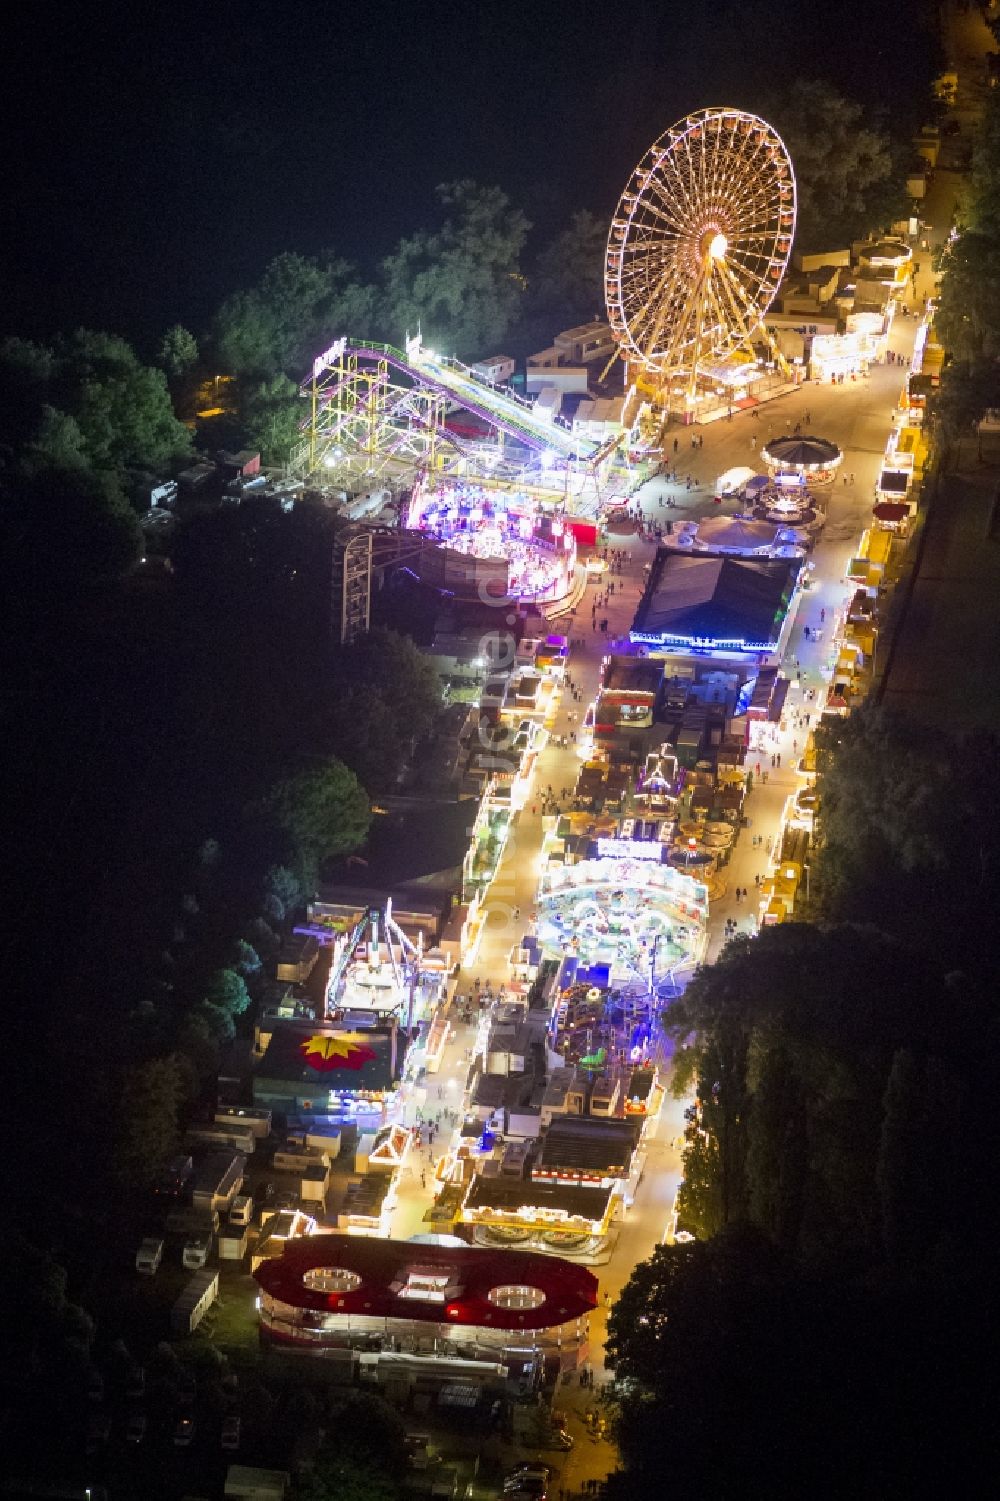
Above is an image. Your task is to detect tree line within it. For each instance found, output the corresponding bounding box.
[934,79,1000,439]
[606,704,1000,1493]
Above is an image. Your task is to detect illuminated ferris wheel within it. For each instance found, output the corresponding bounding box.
[606,108,796,399]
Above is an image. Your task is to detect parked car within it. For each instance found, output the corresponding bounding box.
[221,1414,241,1450]
[125,1411,147,1445]
[173,1415,196,1447]
[504,1465,550,1499]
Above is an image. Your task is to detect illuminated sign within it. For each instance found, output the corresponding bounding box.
[312,337,346,378]
[596,837,663,861]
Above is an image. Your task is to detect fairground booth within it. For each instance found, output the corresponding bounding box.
[631,546,804,672]
[255,1233,599,1388]
[252,1020,406,1127]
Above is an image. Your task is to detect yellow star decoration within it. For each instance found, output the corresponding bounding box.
[299,1031,377,1072]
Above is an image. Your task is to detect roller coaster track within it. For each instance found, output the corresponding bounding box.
[315,339,601,462]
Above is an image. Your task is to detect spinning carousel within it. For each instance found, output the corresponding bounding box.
[536,855,708,984]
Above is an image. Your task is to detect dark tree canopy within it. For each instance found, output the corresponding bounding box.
[606,1227,1000,1497]
[935,86,1000,433]
[259,757,371,888]
[768,80,900,251]
[0,329,191,475]
[212,250,378,380]
[381,180,530,357]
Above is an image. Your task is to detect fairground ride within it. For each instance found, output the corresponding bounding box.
[605,107,797,431]
[291,334,627,515]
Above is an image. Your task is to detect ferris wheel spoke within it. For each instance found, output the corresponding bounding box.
[642,173,698,237]
[630,187,691,235]
[715,257,769,349]
[618,259,686,315]
[630,256,693,358]
[725,243,772,281]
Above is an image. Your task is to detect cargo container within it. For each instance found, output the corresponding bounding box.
[191,1152,246,1215]
[171,1270,219,1335]
[187,1125,257,1155]
[215,1107,272,1140]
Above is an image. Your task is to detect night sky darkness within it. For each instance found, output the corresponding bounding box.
[2,0,938,351]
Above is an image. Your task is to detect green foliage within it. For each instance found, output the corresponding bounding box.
[814,705,953,893]
[56,328,192,470]
[294,1459,398,1501]
[294,1393,407,1500]
[935,354,1000,440]
[381,180,530,357]
[876,1047,925,1267]
[4,1234,96,1414]
[934,231,1000,363]
[745,1046,807,1249]
[0,463,141,593]
[21,405,90,472]
[673,1127,724,1240]
[204,967,251,1017]
[530,208,607,325]
[116,1053,187,1188]
[0,327,190,479]
[665,922,946,1263]
[232,939,262,977]
[770,80,899,250]
[812,708,1000,972]
[158,323,199,379]
[330,627,442,791]
[264,863,302,919]
[241,372,306,463]
[934,85,1000,436]
[260,757,370,887]
[179,1002,235,1075]
[605,1225,994,1495]
[212,251,376,378]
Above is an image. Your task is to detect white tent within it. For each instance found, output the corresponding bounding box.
[716,465,757,495]
[691,516,779,553]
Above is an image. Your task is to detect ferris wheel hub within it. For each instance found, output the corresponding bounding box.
[707,231,728,261]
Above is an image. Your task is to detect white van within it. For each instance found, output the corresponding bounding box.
[182,1234,212,1270]
[135,1237,164,1275]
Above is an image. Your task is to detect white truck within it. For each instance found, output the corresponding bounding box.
[135,1237,164,1275]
